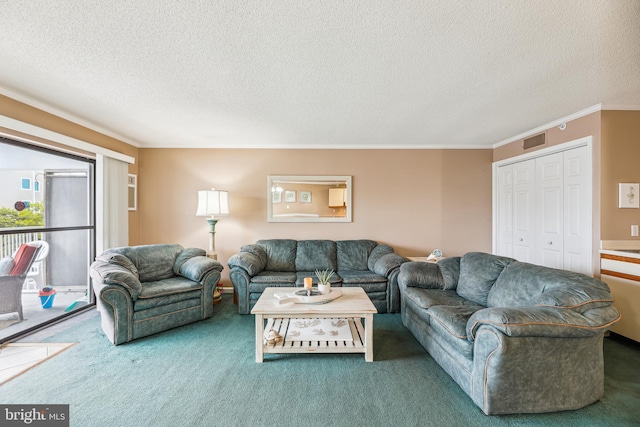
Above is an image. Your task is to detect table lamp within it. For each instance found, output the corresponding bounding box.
[196,188,229,303]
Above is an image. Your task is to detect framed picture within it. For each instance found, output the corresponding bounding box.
[300,191,312,203]
[272,191,282,204]
[619,183,639,208]
[284,191,296,203]
[128,174,137,211]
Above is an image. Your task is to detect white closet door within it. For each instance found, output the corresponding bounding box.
[563,145,591,275]
[512,159,535,263]
[496,164,513,257]
[493,138,593,275]
[535,152,564,269]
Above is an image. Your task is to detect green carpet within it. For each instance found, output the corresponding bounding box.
[1,295,639,427]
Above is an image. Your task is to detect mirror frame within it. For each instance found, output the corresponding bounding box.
[267,175,352,223]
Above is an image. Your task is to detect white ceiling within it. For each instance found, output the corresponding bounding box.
[1,1,639,149]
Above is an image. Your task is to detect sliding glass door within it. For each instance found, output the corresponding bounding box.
[0,138,95,342]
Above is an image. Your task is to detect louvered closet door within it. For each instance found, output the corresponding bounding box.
[535,152,564,269]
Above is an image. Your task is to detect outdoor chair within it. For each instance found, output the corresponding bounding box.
[0,241,49,320]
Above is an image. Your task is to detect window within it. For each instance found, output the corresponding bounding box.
[0,137,96,343]
[20,177,30,190]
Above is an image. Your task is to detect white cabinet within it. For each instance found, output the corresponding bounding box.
[328,188,346,207]
[601,253,640,343]
[495,143,592,275]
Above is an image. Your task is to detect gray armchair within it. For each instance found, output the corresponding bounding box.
[90,244,223,345]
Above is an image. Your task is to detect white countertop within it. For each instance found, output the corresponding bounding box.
[600,240,640,259]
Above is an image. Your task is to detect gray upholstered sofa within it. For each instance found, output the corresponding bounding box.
[228,239,407,314]
[398,252,620,415]
[90,244,223,345]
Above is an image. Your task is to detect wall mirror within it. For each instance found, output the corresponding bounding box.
[267,175,352,222]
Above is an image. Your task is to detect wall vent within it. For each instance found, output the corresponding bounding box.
[523,133,546,150]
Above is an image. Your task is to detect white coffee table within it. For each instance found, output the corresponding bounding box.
[251,287,377,363]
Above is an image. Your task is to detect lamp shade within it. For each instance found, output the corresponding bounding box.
[196,189,229,216]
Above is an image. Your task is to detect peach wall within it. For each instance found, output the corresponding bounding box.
[601,110,640,240]
[138,148,493,286]
[0,95,141,244]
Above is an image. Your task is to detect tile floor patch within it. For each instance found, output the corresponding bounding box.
[0,343,75,385]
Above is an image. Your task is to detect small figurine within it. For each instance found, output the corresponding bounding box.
[264,329,283,346]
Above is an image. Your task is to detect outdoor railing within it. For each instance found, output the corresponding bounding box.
[0,232,43,258]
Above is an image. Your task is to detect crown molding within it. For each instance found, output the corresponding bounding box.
[0,86,142,148]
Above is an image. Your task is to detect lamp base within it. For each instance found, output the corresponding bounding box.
[213,288,222,304]
[207,252,223,304]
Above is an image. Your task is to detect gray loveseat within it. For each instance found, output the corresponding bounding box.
[228,239,407,314]
[90,244,223,345]
[398,252,620,415]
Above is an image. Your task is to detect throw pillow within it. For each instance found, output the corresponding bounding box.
[0,256,15,275]
[10,243,38,275]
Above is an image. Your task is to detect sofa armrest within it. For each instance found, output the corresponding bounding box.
[173,247,207,274]
[372,253,407,277]
[227,251,266,277]
[398,262,445,289]
[90,260,143,300]
[467,305,621,342]
[177,255,223,282]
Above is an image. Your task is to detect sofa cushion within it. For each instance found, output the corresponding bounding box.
[257,239,297,272]
[342,281,387,293]
[135,277,203,311]
[0,256,15,275]
[402,288,477,311]
[339,270,386,284]
[337,240,378,271]
[248,281,296,295]
[295,240,337,272]
[488,262,614,311]
[429,305,482,359]
[457,252,515,306]
[250,271,296,284]
[109,244,183,282]
[340,270,387,292]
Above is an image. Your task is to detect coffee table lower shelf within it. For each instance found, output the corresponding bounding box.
[260,317,367,358]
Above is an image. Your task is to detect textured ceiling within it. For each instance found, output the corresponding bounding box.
[0,1,639,149]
